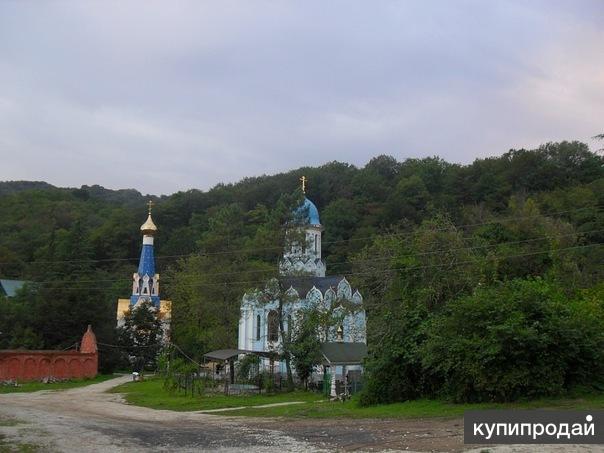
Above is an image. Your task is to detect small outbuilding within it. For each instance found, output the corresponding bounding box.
[320,342,367,397]
[203,348,279,392]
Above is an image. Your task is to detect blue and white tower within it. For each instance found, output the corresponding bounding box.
[131,201,160,308]
[116,202,171,332]
[279,176,326,277]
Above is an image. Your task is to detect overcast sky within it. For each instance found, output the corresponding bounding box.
[0,1,602,195]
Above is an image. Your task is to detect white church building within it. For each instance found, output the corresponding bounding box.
[237,182,366,379]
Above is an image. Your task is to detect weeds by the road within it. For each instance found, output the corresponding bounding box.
[0,416,23,428]
[110,377,604,419]
[0,433,43,453]
[0,416,49,452]
[224,392,604,418]
[110,378,323,411]
[0,375,115,394]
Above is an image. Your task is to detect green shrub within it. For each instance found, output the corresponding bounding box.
[259,370,275,393]
[237,354,261,382]
[361,279,604,405]
[360,302,432,406]
[422,279,604,402]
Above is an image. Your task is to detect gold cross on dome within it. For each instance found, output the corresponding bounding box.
[300,176,307,193]
[147,200,154,214]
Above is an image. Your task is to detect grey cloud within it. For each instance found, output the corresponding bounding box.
[0,1,602,194]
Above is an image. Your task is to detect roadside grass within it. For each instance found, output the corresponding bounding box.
[0,433,43,453]
[0,374,115,394]
[0,417,23,427]
[110,378,323,411]
[111,377,604,418]
[225,392,604,418]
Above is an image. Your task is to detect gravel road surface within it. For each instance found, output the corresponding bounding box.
[0,376,600,452]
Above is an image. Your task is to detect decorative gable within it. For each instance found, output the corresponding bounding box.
[337,277,352,300]
[306,286,323,306]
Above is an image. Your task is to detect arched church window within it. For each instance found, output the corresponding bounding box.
[148,279,153,294]
[256,314,261,341]
[267,310,279,343]
[314,234,317,253]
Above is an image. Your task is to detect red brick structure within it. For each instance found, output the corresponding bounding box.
[0,326,98,381]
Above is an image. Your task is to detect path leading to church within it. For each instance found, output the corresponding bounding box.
[0,376,600,452]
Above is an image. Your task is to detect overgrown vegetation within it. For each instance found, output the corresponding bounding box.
[223,391,604,418]
[117,300,164,372]
[0,141,602,404]
[110,377,322,411]
[110,377,604,418]
[0,374,115,394]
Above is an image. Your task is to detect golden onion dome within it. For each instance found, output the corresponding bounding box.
[140,213,157,235]
[140,200,157,235]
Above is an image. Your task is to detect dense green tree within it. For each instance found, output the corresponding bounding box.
[0,140,601,397]
[167,203,269,359]
[289,308,324,389]
[422,279,604,402]
[384,175,431,225]
[321,198,361,273]
[118,300,164,372]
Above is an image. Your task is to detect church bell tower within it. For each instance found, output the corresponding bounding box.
[131,201,160,307]
[116,201,171,329]
[279,176,326,277]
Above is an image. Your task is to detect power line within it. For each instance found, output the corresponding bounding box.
[12,229,603,285]
[95,341,203,367]
[15,219,603,283]
[97,341,155,350]
[169,342,202,367]
[20,242,603,291]
[0,205,600,267]
[61,342,78,351]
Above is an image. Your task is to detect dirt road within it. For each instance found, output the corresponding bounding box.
[0,376,600,452]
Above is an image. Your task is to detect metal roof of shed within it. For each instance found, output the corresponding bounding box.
[203,348,278,361]
[0,279,26,297]
[320,342,367,366]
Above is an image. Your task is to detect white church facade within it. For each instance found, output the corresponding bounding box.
[237,182,366,378]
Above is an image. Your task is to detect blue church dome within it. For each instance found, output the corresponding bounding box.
[297,197,321,226]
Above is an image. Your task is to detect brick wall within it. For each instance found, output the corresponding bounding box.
[0,326,98,381]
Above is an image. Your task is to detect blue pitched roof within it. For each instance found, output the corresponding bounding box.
[137,244,156,277]
[296,197,321,226]
[132,240,159,307]
[0,279,26,297]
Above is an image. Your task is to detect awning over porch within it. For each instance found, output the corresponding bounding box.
[320,342,367,366]
[203,348,278,362]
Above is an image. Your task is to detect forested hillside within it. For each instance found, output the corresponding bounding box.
[0,140,602,402]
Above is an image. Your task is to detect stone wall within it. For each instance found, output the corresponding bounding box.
[0,326,98,381]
